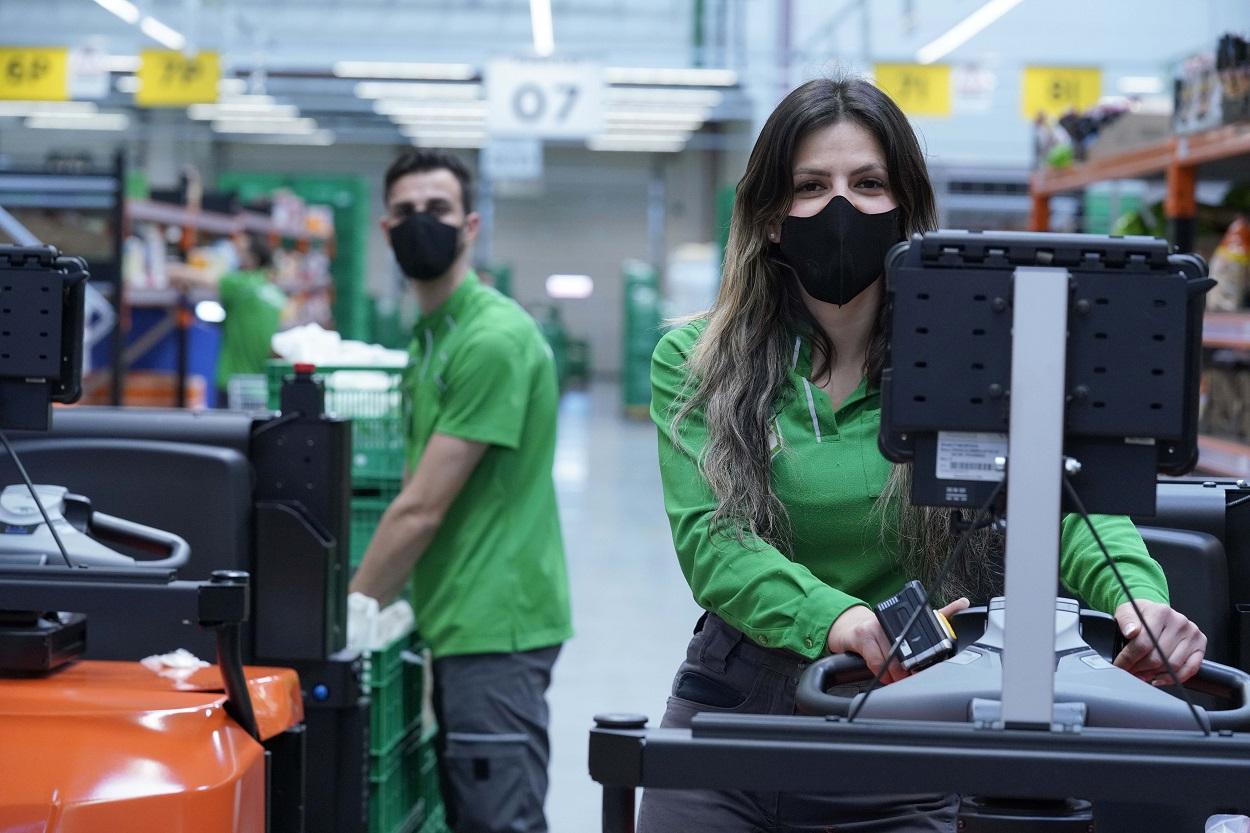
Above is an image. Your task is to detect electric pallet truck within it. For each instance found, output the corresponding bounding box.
[0,246,305,832]
[589,232,1250,831]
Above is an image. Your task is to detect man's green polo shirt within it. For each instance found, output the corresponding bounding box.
[404,272,572,658]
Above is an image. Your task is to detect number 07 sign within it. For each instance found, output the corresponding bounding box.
[487,59,603,139]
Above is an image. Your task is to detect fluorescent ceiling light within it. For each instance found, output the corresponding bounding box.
[26,113,131,131]
[410,136,485,149]
[399,127,487,140]
[140,15,187,50]
[104,54,140,72]
[587,137,685,153]
[606,109,709,122]
[546,274,593,299]
[915,0,1023,65]
[602,127,694,140]
[605,67,737,87]
[189,103,299,120]
[390,115,485,128]
[355,82,482,101]
[530,0,555,57]
[212,118,319,134]
[334,61,476,81]
[91,0,140,24]
[0,101,98,117]
[608,88,722,108]
[1117,75,1164,95]
[373,101,487,118]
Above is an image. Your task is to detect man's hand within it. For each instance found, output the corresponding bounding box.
[1114,599,1206,684]
[827,597,969,684]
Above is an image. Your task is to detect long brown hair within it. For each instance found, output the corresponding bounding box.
[669,77,1000,603]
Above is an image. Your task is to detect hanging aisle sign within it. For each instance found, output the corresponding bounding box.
[486,59,604,139]
[1021,66,1101,119]
[0,47,69,101]
[874,64,952,117]
[136,50,220,107]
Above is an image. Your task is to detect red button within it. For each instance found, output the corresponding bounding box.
[293,363,316,374]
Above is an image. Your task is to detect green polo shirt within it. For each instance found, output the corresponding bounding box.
[216,269,286,389]
[652,320,1169,660]
[404,272,572,658]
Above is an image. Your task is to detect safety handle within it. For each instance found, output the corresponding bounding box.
[795,653,872,716]
[91,511,191,570]
[1189,660,1250,731]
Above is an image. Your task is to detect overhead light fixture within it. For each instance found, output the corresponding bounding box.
[605,67,737,87]
[546,274,594,299]
[399,127,487,140]
[212,117,319,135]
[915,0,1023,65]
[530,0,555,57]
[0,101,99,117]
[139,15,187,50]
[587,137,686,153]
[334,61,476,81]
[410,136,485,149]
[354,82,483,101]
[26,113,131,131]
[104,54,140,72]
[90,0,140,25]
[389,115,486,129]
[238,129,336,147]
[189,103,299,120]
[608,88,723,109]
[373,101,487,118]
[1117,75,1164,95]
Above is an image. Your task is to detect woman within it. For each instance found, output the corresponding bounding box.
[637,77,1208,833]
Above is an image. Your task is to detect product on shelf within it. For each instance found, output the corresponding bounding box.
[1175,32,1250,134]
[1207,216,1250,311]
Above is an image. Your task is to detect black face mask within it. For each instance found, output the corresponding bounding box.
[389,212,461,282]
[776,195,902,306]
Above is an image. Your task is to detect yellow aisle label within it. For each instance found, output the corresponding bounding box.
[0,47,69,101]
[1022,66,1102,119]
[137,50,219,107]
[874,64,952,117]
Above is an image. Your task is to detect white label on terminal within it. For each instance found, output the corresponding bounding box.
[936,431,1008,482]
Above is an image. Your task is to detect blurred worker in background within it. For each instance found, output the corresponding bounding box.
[171,230,287,407]
[349,149,572,833]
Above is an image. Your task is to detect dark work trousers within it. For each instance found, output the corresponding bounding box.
[432,645,562,833]
[636,614,957,833]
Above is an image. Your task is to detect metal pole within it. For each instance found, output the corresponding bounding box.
[1000,266,1070,729]
[646,158,666,277]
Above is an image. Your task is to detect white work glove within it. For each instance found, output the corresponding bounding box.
[346,591,380,652]
[377,598,415,647]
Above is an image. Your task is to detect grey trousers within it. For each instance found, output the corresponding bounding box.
[432,645,562,833]
[636,614,957,833]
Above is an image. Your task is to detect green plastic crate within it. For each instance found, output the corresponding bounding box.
[369,743,407,833]
[351,484,400,567]
[267,362,408,484]
[402,634,426,734]
[367,633,411,756]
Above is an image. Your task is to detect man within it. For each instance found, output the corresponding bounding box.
[349,149,572,833]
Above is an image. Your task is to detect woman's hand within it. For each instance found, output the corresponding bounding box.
[1114,599,1207,684]
[827,597,969,684]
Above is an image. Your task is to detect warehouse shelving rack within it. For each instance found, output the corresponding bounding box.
[1030,121,1250,476]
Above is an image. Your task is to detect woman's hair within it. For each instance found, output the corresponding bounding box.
[670,76,1000,603]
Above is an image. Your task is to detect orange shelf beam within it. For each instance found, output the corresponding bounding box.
[1029,138,1176,197]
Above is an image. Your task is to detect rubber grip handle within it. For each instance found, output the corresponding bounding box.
[795,653,872,716]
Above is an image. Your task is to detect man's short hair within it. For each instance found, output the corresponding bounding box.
[383,149,474,215]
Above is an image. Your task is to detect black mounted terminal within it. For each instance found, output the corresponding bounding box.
[0,246,87,432]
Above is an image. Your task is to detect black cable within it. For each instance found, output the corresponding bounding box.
[0,427,73,568]
[1061,475,1209,736]
[847,478,1005,722]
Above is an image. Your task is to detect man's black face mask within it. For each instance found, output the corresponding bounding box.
[776,195,902,306]
[389,211,461,282]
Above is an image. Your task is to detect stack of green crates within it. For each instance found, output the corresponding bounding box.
[268,361,448,833]
[366,630,444,833]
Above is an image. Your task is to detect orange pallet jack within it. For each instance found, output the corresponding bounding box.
[0,570,306,833]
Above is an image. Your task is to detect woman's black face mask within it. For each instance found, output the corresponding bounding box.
[776,195,902,306]
[388,211,461,282]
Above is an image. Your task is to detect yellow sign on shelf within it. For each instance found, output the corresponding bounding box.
[0,47,69,101]
[1022,66,1102,119]
[874,64,952,118]
[136,50,219,107]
